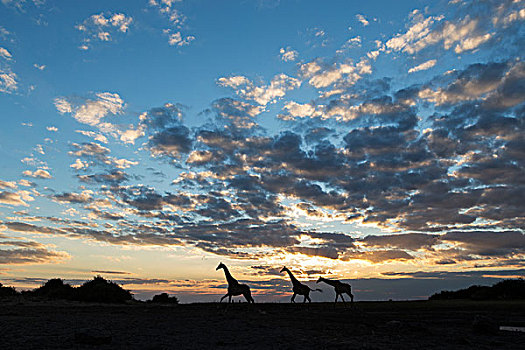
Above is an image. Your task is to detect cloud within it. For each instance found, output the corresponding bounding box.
[299,58,371,90]
[408,59,437,73]
[0,191,30,206]
[356,14,369,26]
[0,71,17,93]
[76,12,133,49]
[279,47,298,62]
[150,0,195,47]
[0,246,69,264]
[53,190,93,204]
[0,180,17,189]
[385,1,525,57]
[55,92,124,127]
[165,30,195,47]
[0,47,12,60]
[75,130,108,143]
[22,169,52,179]
[218,73,301,106]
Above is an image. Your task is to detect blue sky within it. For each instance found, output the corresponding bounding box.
[0,0,524,302]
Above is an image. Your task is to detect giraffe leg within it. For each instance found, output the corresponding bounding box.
[349,292,354,303]
[341,294,346,308]
[306,295,311,303]
[220,294,229,303]
[335,293,339,303]
[291,293,296,303]
[243,293,254,303]
[228,295,232,303]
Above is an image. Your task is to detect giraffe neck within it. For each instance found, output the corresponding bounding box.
[320,277,337,287]
[285,269,300,286]
[222,266,238,285]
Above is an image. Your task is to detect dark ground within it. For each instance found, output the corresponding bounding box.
[1,299,524,349]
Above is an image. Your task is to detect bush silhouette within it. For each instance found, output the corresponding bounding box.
[148,292,179,304]
[429,279,525,300]
[0,282,19,297]
[75,276,133,303]
[31,278,75,299]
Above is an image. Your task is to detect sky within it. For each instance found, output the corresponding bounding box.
[0,0,524,302]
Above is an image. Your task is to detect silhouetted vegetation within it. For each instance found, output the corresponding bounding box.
[1,276,133,303]
[148,292,179,304]
[75,276,132,303]
[29,278,75,299]
[429,279,525,300]
[0,282,19,297]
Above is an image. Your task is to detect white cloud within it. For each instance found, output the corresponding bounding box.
[300,58,370,89]
[119,125,145,144]
[408,59,437,73]
[76,12,133,49]
[33,63,46,70]
[166,30,195,46]
[356,14,369,26]
[0,191,32,206]
[454,33,492,54]
[75,130,108,143]
[0,47,12,60]
[22,169,52,179]
[279,101,318,120]
[55,92,124,128]
[279,47,298,62]
[0,180,17,189]
[70,159,89,170]
[54,98,72,114]
[110,13,133,32]
[46,126,57,132]
[218,73,301,106]
[385,13,444,54]
[150,0,186,26]
[109,158,138,169]
[0,71,17,93]
[152,0,195,47]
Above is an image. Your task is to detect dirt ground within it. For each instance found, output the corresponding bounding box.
[1,299,524,349]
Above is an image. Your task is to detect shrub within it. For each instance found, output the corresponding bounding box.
[429,279,525,300]
[31,278,75,299]
[75,276,133,303]
[0,282,19,297]
[148,292,179,304]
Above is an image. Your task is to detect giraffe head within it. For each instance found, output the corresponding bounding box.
[216,262,226,271]
[316,277,323,283]
[280,266,288,273]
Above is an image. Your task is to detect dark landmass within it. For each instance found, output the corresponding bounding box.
[0,299,523,349]
[429,279,525,301]
[17,276,133,303]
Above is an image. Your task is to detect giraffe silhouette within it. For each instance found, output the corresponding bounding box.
[216,262,255,303]
[280,266,322,303]
[317,277,354,305]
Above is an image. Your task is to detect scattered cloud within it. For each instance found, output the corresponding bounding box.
[76,12,133,49]
[279,47,298,62]
[218,73,301,106]
[22,169,52,179]
[356,14,369,26]
[408,59,437,73]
